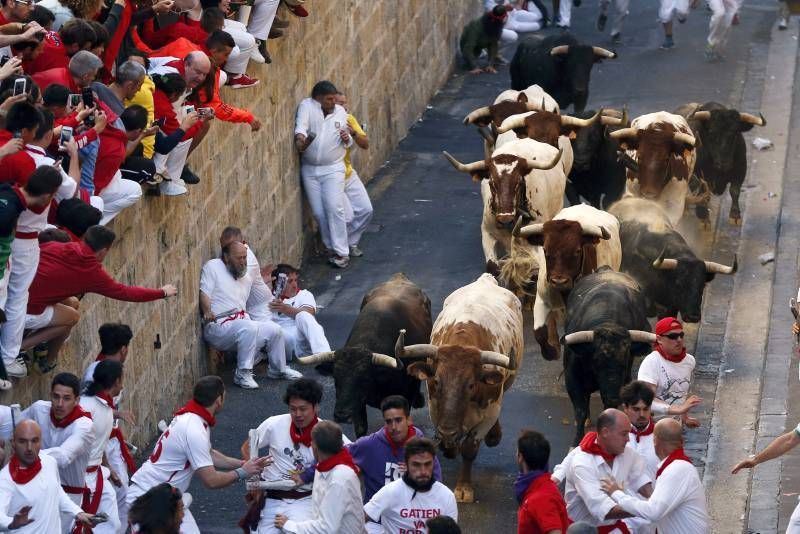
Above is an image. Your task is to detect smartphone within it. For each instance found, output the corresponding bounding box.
[69,94,81,108]
[183,105,195,115]
[12,78,25,97]
[197,107,213,117]
[59,126,73,146]
[0,56,8,68]
[12,131,21,139]
[306,132,316,145]
[81,87,94,109]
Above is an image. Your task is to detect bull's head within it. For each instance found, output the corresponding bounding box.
[691,107,766,173]
[549,44,617,112]
[463,92,553,129]
[515,217,610,291]
[497,109,602,148]
[610,126,695,199]
[571,108,628,174]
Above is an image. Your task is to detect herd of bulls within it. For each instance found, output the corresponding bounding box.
[289,33,767,505]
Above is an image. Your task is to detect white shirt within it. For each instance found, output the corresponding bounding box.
[0,405,13,440]
[245,245,272,321]
[79,395,115,468]
[81,361,123,405]
[364,478,458,534]
[294,98,352,171]
[21,401,94,488]
[273,289,316,328]
[638,351,696,414]
[253,413,316,492]
[15,145,76,236]
[130,411,214,494]
[199,258,252,316]
[628,429,659,482]
[612,456,710,533]
[282,464,366,534]
[0,454,82,532]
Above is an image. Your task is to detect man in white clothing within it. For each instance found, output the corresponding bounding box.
[597,0,628,43]
[620,381,659,480]
[128,376,271,534]
[364,437,458,533]
[602,418,710,533]
[200,241,301,389]
[658,0,698,49]
[244,0,281,61]
[294,80,353,268]
[705,0,741,60]
[0,420,95,533]
[274,421,365,534]
[218,227,273,323]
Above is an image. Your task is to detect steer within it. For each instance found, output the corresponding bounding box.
[509,33,617,112]
[296,273,432,437]
[395,273,523,503]
[609,197,737,323]
[610,111,697,226]
[515,204,621,361]
[562,267,655,445]
[673,102,766,225]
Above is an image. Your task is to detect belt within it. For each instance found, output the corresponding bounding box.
[61,485,88,495]
[266,489,312,500]
[14,231,38,239]
[86,465,101,473]
[220,310,246,324]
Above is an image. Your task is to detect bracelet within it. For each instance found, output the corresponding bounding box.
[235,467,247,481]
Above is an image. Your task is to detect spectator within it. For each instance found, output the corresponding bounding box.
[243,0,284,62]
[658,0,698,50]
[118,104,161,186]
[596,0,628,43]
[273,421,364,534]
[217,226,272,322]
[0,0,33,25]
[22,18,96,75]
[200,0,262,88]
[427,516,462,534]
[620,380,659,480]
[128,483,184,534]
[38,0,105,30]
[87,19,109,60]
[55,197,103,240]
[294,80,353,268]
[333,91,372,258]
[515,430,569,533]
[460,6,507,75]
[123,51,158,159]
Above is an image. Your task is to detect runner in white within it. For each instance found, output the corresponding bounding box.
[620,381,660,480]
[364,437,458,534]
[127,376,270,534]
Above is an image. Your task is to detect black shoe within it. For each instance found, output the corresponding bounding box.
[257,40,271,63]
[596,13,607,32]
[181,167,200,185]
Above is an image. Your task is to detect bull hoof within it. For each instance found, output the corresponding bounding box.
[542,345,559,361]
[454,483,475,503]
[729,216,741,226]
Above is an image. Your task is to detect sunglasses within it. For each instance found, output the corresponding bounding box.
[662,332,684,340]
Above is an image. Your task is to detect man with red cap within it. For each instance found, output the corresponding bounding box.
[637,317,702,427]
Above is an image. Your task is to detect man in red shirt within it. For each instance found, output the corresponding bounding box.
[516,430,570,534]
[22,18,96,75]
[23,225,178,366]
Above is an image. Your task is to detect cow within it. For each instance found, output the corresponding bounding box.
[608,197,736,323]
[515,203,621,361]
[609,111,698,226]
[295,273,433,438]
[442,138,564,266]
[673,102,766,225]
[395,273,523,503]
[562,267,655,445]
[509,33,617,112]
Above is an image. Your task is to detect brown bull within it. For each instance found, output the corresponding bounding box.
[498,109,601,148]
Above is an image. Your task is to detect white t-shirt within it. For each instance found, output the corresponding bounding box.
[637,350,696,408]
[254,413,316,492]
[245,246,272,321]
[199,258,252,316]
[0,406,13,441]
[79,395,115,467]
[364,478,458,534]
[273,290,317,328]
[294,98,352,171]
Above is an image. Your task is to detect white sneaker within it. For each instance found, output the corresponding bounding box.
[160,178,188,196]
[779,17,789,30]
[250,49,266,63]
[234,369,259,389]
[4,359,26,378]
[267,367,303,380]
[349,245,364,257]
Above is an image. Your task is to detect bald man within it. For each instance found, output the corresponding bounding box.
[0,421,95,532]
[601,419,709,533]
[561,409,652,532]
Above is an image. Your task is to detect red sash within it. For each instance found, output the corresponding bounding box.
[110,427,137,474]
[73,467,104,534]
[220,310,246,324]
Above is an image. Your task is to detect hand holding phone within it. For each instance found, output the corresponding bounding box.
[12,78,26,97]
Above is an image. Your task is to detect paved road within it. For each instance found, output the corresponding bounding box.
[185,2,779,532]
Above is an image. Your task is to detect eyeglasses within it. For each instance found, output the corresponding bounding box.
[662,332,684,340]
[14,0,34,6]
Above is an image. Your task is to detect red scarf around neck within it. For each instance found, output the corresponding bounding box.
[316,448,360,475]
[290,417,319,448]
[630,419,655,443]
[96,391,117,411]
[174,399,216,427]
[95,352,107,362]
[50,404,92,429]
[656,447,691,479]
[9,455,42,484]
[579,431,616,466]
[384,426,416,457]
[655,343,687,363]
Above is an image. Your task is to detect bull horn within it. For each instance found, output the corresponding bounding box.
[477,125,496,144]
[371,353,400,368]
[497,114,528,134]
[561,109,602,129]
[592,46,617,59]
[395,330,438,360]
[652,249,679,270]
[609,127,638,140]
[628,330,656,343]
[442,151,487,174]
[692,110,711,121]
[739,112,766,127]
[479,350,512,369]
[704,255,737,275]
[563,331,594,345]
[672,131,696,147]
[296,351,336,365]
[601,108,627,126]
[550,45,569,56]
[523,97,547,113]
[463,106,492,125]
[580,223,611,240]
[515,221,545,238]
[618,152,639,172]
[524,149,563,170]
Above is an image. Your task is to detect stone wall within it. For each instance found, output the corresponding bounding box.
[1,0,482,445]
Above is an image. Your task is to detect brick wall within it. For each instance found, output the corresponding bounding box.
[1,0,482,445]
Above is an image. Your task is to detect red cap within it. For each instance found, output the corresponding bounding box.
[654,317,682,336]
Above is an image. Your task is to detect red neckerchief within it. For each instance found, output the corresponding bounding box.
[630,420,655,443]
[384,426,416,457]
[95,352,107,362]
[96,391,116,410]
[110,427,137,474]
[655,343,687,363]
[9,455,42,484]
[290,417,318,448]
[315,448,360,475]
[579,431,616,466]
[174,399,216,427]
[656,447,691,479]
[50,404,92,429]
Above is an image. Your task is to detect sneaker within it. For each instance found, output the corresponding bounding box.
[704,44,723,62]
[328,255,349,268]
[234,368,259,389]
[180,167,200,185]
[660,35,675,49]
[611,32,621,44]
[160,178,188,196]
[272,16,289,28]
[250,48,266,63]
[228,73,260,89]
[267,367,303,380]
[349,245,364,257]
[256,39,271,63]
[779,17,789,30]
[288,4,308,17]
[596,13,607,32]
[4,359,26,378]
[677,14,687,24]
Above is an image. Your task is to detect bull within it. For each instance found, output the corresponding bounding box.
[673,102,766,225]
[395,273,523,503]
[562,267,655,445]
[610,111,697,226]
[296,273,432,437]
[608,197,737,323]
[509,33,617,112]
[515,204,622,361]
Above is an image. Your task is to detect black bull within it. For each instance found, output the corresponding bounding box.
[562,267,654,445]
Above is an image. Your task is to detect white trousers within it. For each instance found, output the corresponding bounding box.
[507,9,542,32]
[789,499,800,533]
[223,19,255,75]
[61,492,82,534]
[0,238,38,363]
[247,0,280,40]
[99,171,142,225]
[559,0,572,26]
[0,257,10,312]
[154,138,192,181]
[203,317,286,371]
[343,171,373,247]
[105,436,129,534]
[301,166,349,257]
[83,467,122,534]
[659,0,691,23]
[280,311,331,359]
[599,0,630,34]
[500,28,518,43]
[707,0,739,48]
[257,497,313,534]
